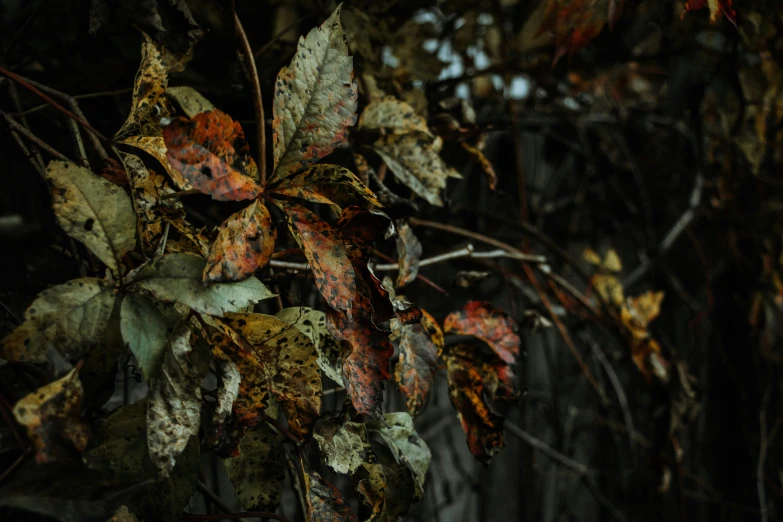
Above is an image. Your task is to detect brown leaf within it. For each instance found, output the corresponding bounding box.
[393,310,443,416]
[443,301,521,365]
[394,220,423,288]
[162,110,262,201]
[122,135,193,191]
[304,470,359,522]
[204,200,276,283]
[269,164,382,209]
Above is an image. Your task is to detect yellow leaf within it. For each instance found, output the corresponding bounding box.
[603,249,623,272]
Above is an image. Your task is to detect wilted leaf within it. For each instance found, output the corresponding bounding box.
[271,6,358,183]
[147,325,204,476]
[122,136,193,190]
[120,293,168,380]
[162,110,262,201]
[313,416,367,475]
[276,307,346,386]
[165,86,215,118]
[374,134,460,207]
[394,220,422,288]
[269,164,382,209]
[304,471,359,522]
[214,359,241,425]
[358,96,432,137]
[1,278,116,363]
[443,301,521,365]
[393,310,442,416]
[13,367,89,463]
[370,412,430,499]
[355,456,386,520]
[129,253,275,315]
[46,160,136,273]
[225,422,287,511]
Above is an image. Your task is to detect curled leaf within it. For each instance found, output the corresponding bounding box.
[214,359,241,425]
[269,164,381,209]
[444,301,521,365]
[165,86,215,118]
[369,412,431,499]
[122,136,192,190]
[394,220,423,288]
[313,416,367,475]
[393,310,443,416]
[225,422,287,511]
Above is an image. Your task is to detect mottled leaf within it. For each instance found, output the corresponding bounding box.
[120,293,168,380]
[214,359,241,425]
[225,422,287,511]
[276,306,346,386]
[165,86,215,118]
[122,136,193,190]
[443,301,521,365]
[394,220,422,288]
[13,367,89,463]
[393,310,442,416]
[370,412,430,499]
[147,325,204,476]
[46,161,136,273]
[313,416,367,475]
[204,200,276,283]
[304,471,359,522]
[269,164,382,208]
[1,278,116,363]
[271,5,358,183]
[162,110,262,201]
[129,253,275,315]
[358,96,432,137]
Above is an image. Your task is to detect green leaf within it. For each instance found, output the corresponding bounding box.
[224,422,287,511]
[0,278,116,363]
[129,253,275,315]
[370,412,430,499]
[313,416,367,475]
[276,306,346,386]
[45,160,136,273]
[271,5,358,183]
[120,293,169,380]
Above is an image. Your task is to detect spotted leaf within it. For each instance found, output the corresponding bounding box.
[393,310,442,416]
[269,164,381,209]
[122,136,193,190]
[444,301,521,365]
[225,422,287,511]
[276,307,347,386]
[358,95,432,137]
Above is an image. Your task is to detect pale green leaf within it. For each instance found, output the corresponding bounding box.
[275,307,345,386]
[370,412,430,499]
[225,422,286,511]
[120,293,168,380]
[214,359,240,424]
[313,416,366,475]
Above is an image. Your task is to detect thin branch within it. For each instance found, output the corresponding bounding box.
[196,482,249,522]
[2,112,68,161]
[373,244,547,270]
[505,422,592,476]
[233,9,266,183]
[254,11,318,58]
[12,88,132,118]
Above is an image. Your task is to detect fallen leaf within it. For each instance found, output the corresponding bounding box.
[304,470,359,522]
[13,367,89,463]
[358,96,432,137]
[225,422,287,511]
[203,200,276,283]
[443,301,521,365]
[269,164,382,209]
[394,220,423,288]
[147,325,204,476]
[129,253,275,316]
[313,416,367,475]
[165,86,215,118]
[122,136,193,190]
[120,293,168,380]
[393,310,442,416]
[271,6,358,183]
[162,110,262,201]
[1,278,116,363]
[46,161,136,273]
[369,412,430,499]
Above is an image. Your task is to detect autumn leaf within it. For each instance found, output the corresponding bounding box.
[147,325,205,476]
[358,96,432,137]
[393,310,443,416]
[304,470,359,522]
[461,142,498,190]
[355,455,386,519]
[271,5,358,183]
[394,220,423,288]
[129,253,275,315]
[268,164,382,209]
[683,0,736,25]
[13,367,89,463]
[535,0,620,64]
[214,359,241,425]
[45,160,136,273]
[225,422,287,511]
[444,301,521,365]
[1,278,116,363]
[276,307,347,386]
[165,86,215,119]
[313,416,367,475]
[621,291,666,379]
[120,293,168,380]
[584,247,624,306]
[122,136,193,191]
[369,412,431,499]
[162,110,262,201]
[203,200,276,283]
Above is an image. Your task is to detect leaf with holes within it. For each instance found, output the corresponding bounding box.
[304,471,359,522]
[45,161,136,273]
[120,293,168,380]
[204,200,276,283]
[276,307,346,386]
[271,5,358,183]
[393,310,442,416]
[13,367,89,463]
[313,416,367,475]
[268,164,381,209]
[358,95,432,137]
[129,253,275,316]
[225,422,287,511]
[162,110,262,201]
[444,301,521,365]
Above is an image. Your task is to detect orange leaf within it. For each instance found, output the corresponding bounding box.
[162,110,262,201]
[204,201,276,283]
[444,301,521,365]
[393,309,443,416]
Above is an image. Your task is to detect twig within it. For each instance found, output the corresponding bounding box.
[197,482,249,522]
[261,413,303,444]
[6,118,48,178]
[8,82,45,172]
[2,112,68,161]
[67,118,89,169]
[0,454,25,484]
[233,8,266,183]
[371,249,448,294]
[505,421,592,476]
[322,387,344,395]
[12,88,132,118]
[372,244,547,270]
[285,450,307,520]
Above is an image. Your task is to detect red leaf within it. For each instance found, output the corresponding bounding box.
[393,309,443,416]
[443,301,521,365]
[304,470,359,522]
[162,110,262,201]
[204,200,276,283]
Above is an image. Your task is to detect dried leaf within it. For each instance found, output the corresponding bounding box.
[683,0,736,24]
[214,359,241,425]
[461,142,497,190]
[393,310,442,416]
[225,422,287,511]
[122,136,193,190]
[358,96,432,137]
[622,291,665,339]
[276,307,346,386]
[355,456,386,519]
[313,416,367,475]
[204,200,276,283]
[13,367,89,463]
[370,412,430,499]
[304,470,359,522]
[46,161,136,273]
[165,86,215,118]
[162,110,262,201]
[269,164,382,208]
[271,6,358,183]
[129,253,275,315]
[120,293,168,380]
[147,325,204,476]
[1,278,116,363]
[443,301,521,365]
[394,220,422,288]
